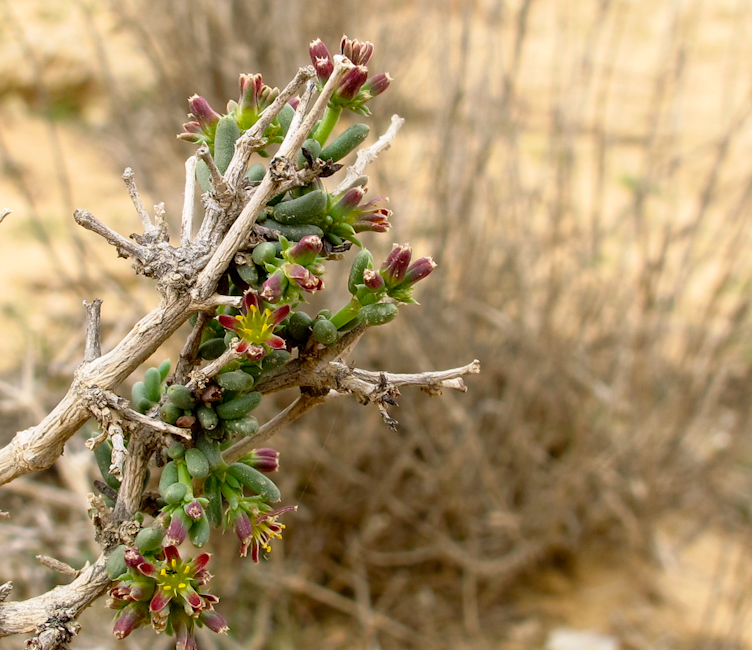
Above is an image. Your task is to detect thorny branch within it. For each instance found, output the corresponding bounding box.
[0,56,478,648]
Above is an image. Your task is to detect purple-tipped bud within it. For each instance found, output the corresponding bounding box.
[184,500,205,521]
[166,511,189,546]
[330,187,366,221]
[363,268,386,292]
[238,73,264,114]
[260,270,288,303]
[404,256,437,285]
[187,95,220,131]
[286,264,325,293]
[309,39,334,82]
[288,96,300,110]
[113,602,147,639]
[285,235,323,266]
[200,609,230,634]
[175,617,199,650]
[124,547,146,570]
[361,72,392,99]
[341,36,374,66]
[245,448,280,472]
[380,244,412,286]
[336,66,369,102]
[234,511,253,557]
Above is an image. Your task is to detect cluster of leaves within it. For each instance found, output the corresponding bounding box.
[99,36,435,650]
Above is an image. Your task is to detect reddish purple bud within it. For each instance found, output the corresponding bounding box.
[340,36,374,66]
[336,66,369,102]
[286,264,324,293]
[184,500,205,521]
[363,268,386,291]
[200,609,230,634]
[124,547,146,570]
[166,512,189,546]
[234,512,253,557]
[380,244,412,286]
[113,602,147,639]
[260,270,288,303]
[361,72,392,99]
[286,235,323,266]
[288,96,300,110]
[309,39,334,82]
[245,448,280,472]
[238,73,264,114]
[187,95,220,131]
[404,256,437,285]
[330,187,366,221]
[175,617,199,650]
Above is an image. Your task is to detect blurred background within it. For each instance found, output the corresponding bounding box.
[2,0,752,648]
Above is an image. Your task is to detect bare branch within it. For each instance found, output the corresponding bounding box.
[73,209,146,260]
[334,114,405,194]
[36,556,79,577]
[122,167,153,232]
[82,299,102,362]
[181,155,197,247]
[196,143,231,197]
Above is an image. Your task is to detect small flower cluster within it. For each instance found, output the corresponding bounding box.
[309,36,391,115]
[109,546,227,649]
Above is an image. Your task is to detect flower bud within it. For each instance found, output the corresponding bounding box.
[260,270,288,303]
[285,235,323,267]
[187,95,220,131]
[363,268,386,292]
[184,500,205,521]
[113,602,147,639]
[404,256,437,285]
[244,448,280,472]
[380,244,412,286]
[166,510,189,546]
[336,66,369,102]
[200,608,230,633]
[329,187,366,221]
[361,72,392,99]
[286,264,324,293]
[341,36,374,66]
[309,39,334,82]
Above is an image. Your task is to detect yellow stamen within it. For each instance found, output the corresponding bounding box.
[184,566,190,574]
[160,569,166,576]
[171,559,177,568]
[178,583,186,589]
[164,585,172,591]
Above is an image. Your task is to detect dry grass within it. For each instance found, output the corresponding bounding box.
[4,0,752,648]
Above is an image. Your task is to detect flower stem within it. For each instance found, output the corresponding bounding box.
[330,298,361,330]
[313,105,342,145]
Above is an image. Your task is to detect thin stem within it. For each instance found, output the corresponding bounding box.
[122,167,153,232]
[83,299,102,362]
[313,105,342,145]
